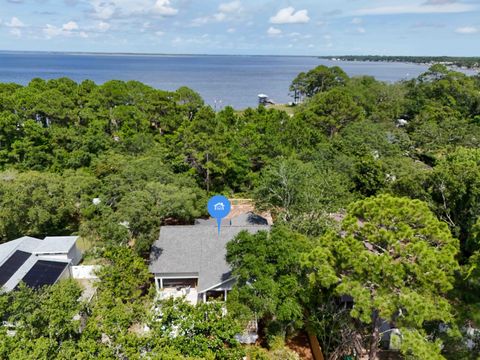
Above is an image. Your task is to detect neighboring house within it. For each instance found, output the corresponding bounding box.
[0,236,82,292]
[149,212,270,305]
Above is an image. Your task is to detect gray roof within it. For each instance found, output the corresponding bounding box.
[0,236,42,261]
[0,236,42,264]
[0,238,27,261]
[34,236,79,254]
[0,236,79,292]
[150,213,270,293]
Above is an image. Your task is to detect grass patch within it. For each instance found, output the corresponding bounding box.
[77,237,94,253]
[234,103,296,116]
[266,103,296,116]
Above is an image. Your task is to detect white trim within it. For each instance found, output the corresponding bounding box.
[33,250,71,255]
[155,276,197,290]
[199,277,236,294]
[56,262,72,283]
[154,275,199,279]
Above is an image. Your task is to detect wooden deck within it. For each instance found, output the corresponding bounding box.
[227,199,273,225]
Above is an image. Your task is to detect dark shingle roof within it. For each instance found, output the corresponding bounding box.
[149,213,270,292]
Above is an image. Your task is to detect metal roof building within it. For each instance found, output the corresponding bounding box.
[0,236,82,292]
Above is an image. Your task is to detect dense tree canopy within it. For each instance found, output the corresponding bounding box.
[1,64,480,359]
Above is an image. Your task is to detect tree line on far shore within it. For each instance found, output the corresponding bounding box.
[319,55,480,69]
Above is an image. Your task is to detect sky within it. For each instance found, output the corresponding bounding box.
[0,0,479,56]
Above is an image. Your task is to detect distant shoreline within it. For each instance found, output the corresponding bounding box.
[319,55,480,71]
[0,50,318,58]
[0,50,478,67]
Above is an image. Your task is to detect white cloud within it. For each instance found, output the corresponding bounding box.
[455,26,478,34]
[191,1,241,27]
[288,32,312,40]
[43,24,63,38]
[191,16,211,26]
[270,7,310,24]
[357,27,366,33]
[355,3,475,16]
[89,0,178,20]
[6,16,25,37]
[6,16,25,28]
[218,1,242,13]
[96,21,111,31]
[214,12,227,21]
[153,0,178,16]
[43,21,85,39]
[90,0,116,19]
[267,26,282,36]
[155,31,165,36]
[62,21,79,31]
[9,28,22,37]
[227,28,236,33]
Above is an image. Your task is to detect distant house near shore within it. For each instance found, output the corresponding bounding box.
[149,212,270,305]
[0,236,82,292]
[258,94,275,106]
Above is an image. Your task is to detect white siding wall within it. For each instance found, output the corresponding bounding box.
[71,265,100,279]
[68,244,82,265]
[57,264,72,281]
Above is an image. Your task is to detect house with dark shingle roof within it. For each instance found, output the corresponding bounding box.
[149,212,270,304]
[0,236,82,292]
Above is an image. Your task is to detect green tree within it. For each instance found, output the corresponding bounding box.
[10,120,52,169]
[290,65,348,99]
[227,226,314,340]
[171,106,250,192]
[175,86,205,121]
[304,195,460,359]
[149,298,244,359]
[81,247,152,356]
[254,158,352,235]
[95,247,152,301]
[0,171,78,243]
[0,280,83,360]
[352,156,386,197]
[301,88,365,138]
[427,147,480,256]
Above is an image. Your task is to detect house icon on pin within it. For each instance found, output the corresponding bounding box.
[214,202,225,211]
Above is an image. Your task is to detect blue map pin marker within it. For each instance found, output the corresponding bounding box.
[207,195,231,235]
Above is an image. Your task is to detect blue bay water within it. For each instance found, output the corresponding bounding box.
[0,52,431,109]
